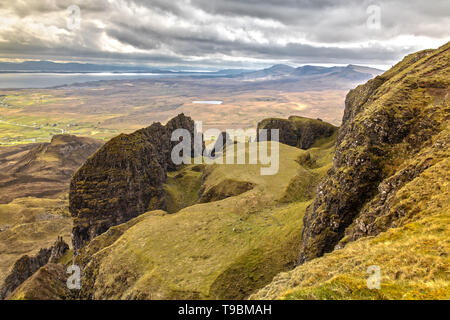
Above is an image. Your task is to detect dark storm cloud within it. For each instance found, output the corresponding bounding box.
[0,0,448,68]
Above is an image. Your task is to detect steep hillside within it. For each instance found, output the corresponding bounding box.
[6,263,71,300]
[0,135,101,288]
[251,210,449,300]
[0,135,102,204]
[69,113,200,252]
[0,196,72,288]
[73,137,335,299]
[0,236,68,299]
[299,41,449,263]
[252,42,449,299]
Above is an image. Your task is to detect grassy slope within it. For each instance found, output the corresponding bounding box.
[253,155,449,300]
[0,196,72,285]
[251,43,450,300]
[252,211,449,300]
[76,141,335,299]
[164,165,204,213]
[6,263,72,300]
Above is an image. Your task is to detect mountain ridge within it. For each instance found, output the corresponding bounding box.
[251,41,449,300]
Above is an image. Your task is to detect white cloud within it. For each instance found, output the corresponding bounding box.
[0,0,448,67]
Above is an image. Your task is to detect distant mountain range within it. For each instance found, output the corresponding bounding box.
[238,63,383,82]
[0,60,254,75]
[0,60,383,79]
[0,60,178,74]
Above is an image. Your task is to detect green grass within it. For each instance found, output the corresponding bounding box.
[0,115,117,146]
[251,42,450,300]
[252,211,449,300]
[164,165,204,213]
[76,142,334,299]
[0,196,72,286]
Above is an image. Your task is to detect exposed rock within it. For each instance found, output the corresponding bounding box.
[298,42,450,263]
[49,236,70,263]
[0,236,69,299]
[257,116,337,149]
[69,113,202,252]
[72,141,332,300]
[6,263,71,300]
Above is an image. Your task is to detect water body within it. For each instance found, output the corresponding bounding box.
[192,101,223,105]
[0,72,189,89]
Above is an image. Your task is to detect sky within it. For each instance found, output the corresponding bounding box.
[0,0,449,69]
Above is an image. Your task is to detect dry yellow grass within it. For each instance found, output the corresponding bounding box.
[76,141,335,299]
[0,196,72,285]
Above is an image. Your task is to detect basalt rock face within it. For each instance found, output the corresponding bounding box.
[69,113,201,252]
[0,237,68,299]
[298,42,450,263]
[257,116,337,149]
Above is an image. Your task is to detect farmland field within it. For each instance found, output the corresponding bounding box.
[0,76,348,146]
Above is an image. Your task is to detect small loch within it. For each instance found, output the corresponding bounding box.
[192,100,223,105]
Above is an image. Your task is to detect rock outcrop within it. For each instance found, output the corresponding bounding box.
[6,263,71,300]
[257,116,337,149]
[0,236,68,299]
[49,236,70,263]
[298,42,450,263]
[72,141,334,300]
[69,113,202,252]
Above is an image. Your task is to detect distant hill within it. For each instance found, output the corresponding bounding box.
[240,63,383,83]
[0,60,176,74]
[0,134,102,203]
[0,60,382,81]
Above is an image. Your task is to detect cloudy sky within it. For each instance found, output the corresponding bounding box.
[0,0,449,69]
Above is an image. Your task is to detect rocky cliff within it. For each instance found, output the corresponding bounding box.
[257,116,337,150]
[5,263,71,300]
[251,42,449,300]
[298,42,449,263]
[73,139,335,299]
[0,236,68,299]
[69,113,201,252]
[210,131,233,157]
